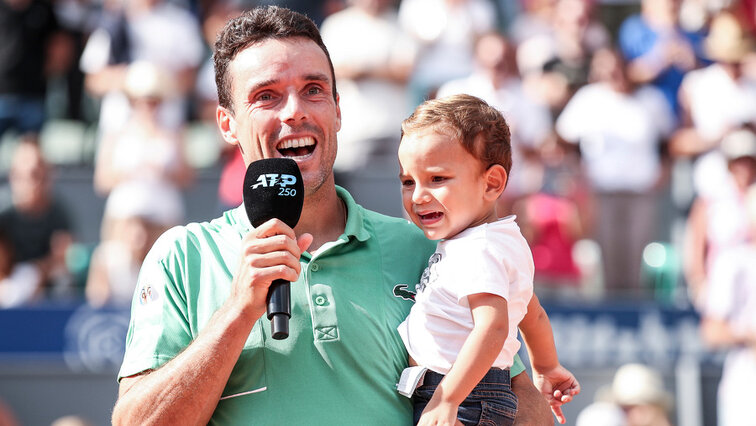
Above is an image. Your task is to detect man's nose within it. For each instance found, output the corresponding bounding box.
[280,92,307,123]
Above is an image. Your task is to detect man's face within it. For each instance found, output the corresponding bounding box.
[218,37,341,197]
[9,148,49,210]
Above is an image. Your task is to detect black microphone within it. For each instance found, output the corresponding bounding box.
[242,158,304,340]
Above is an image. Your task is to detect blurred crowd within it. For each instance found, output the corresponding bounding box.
[1,0,756,424]
[3,0,753,307]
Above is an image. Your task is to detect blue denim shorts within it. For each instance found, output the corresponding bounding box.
[413,367,517,426]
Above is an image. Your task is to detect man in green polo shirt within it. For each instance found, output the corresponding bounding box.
[112,6,554,425]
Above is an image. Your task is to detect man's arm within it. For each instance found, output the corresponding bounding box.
[112,220,312,425]
[511,370,554,426]
[114,302,261,425]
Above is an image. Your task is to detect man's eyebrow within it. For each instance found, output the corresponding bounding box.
[247,78,278,96]
[246,73,331,96]
[304,73,332,85]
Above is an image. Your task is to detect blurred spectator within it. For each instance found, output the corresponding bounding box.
[436,31,552,200]
[194,0,238,124]
[575,401,626,426]
[93,60,194,197]
[699,182,756,426]
[671,12,756,201]
[610,364,673,426]
[256,0,342,27]
[79,0,204,135]
[684,128,756,309]
[321,0,417,178]
[512,136,592,294]
[546,0,610,92]
[50,415,94,426]
[507,0,555,45]
[577,363,674,426]
[192,0,243,211]
[0,0,73,138]
[513,0,609,107]
[0,139,74,300]
[86,180,181,308]
[0,229,41,308]
[398,0,497,106]
[618,0,697,120]
[555,48,675,294]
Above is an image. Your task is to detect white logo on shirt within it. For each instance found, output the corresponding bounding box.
[417,252,442,293]
[138,284,159,305]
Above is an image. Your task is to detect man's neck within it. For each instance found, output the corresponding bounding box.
[295,182,346,252]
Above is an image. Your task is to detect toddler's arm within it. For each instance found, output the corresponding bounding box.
[518,294,580,424]
[417,293,509,426]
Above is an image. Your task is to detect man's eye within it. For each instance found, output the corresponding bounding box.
[431,176,447,182]
[256,92,274,102]
[307,85,323,95]
[401,179,414,186]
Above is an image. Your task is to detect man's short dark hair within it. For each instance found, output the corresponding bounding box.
[213,6,337,112]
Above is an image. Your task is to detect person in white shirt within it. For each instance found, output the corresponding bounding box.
[396,94,580,425]
[701,183,756,426]
[556,47,674,293]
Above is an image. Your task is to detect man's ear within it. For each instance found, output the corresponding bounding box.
[484,164,508,202]
[216,105,239,146]
[335,93,342,132]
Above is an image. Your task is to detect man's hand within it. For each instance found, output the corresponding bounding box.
[229,218,312,319]
[532,364,581,424]
[512,370,554,426]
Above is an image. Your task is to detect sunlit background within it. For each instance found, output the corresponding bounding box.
[1,0,756,424]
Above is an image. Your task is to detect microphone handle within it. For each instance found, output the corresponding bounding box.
[267,279,291,340]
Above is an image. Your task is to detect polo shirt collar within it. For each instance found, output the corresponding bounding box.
[231,185,370,243]
[337,185,370,242]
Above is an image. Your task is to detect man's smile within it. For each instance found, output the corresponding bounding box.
[276,137,316,158]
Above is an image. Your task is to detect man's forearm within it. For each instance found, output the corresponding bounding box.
[112,302,261,425]
[511,371,554,426]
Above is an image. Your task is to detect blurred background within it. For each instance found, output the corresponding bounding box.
[1,0,756,424]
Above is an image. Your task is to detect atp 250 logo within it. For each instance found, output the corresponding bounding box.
[251,173,298,196]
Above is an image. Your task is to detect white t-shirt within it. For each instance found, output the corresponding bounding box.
[555,83,673,193]
[681,63,756,143]
[706,244,756,426]
[398,217,534,374]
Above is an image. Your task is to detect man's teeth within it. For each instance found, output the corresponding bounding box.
[278,137,315,150]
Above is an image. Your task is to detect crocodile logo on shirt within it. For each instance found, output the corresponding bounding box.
[392,284,416,301]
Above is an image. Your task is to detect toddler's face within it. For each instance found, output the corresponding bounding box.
[398,129,498,240]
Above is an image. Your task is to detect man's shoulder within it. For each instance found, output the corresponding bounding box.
[147,212,240,261]
[361,208,425,237]
[358,207,435,255]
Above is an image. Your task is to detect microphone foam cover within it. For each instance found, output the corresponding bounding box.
[243,158,304,228]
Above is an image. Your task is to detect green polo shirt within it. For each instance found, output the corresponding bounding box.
[119,186,525,425]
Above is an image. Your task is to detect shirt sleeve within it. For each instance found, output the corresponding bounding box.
[118,231,192,381]
[452,242,510,303]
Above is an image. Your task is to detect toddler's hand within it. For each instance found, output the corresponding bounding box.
[532,364,581,424]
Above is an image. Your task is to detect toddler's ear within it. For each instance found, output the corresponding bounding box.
[484,165,507,201]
